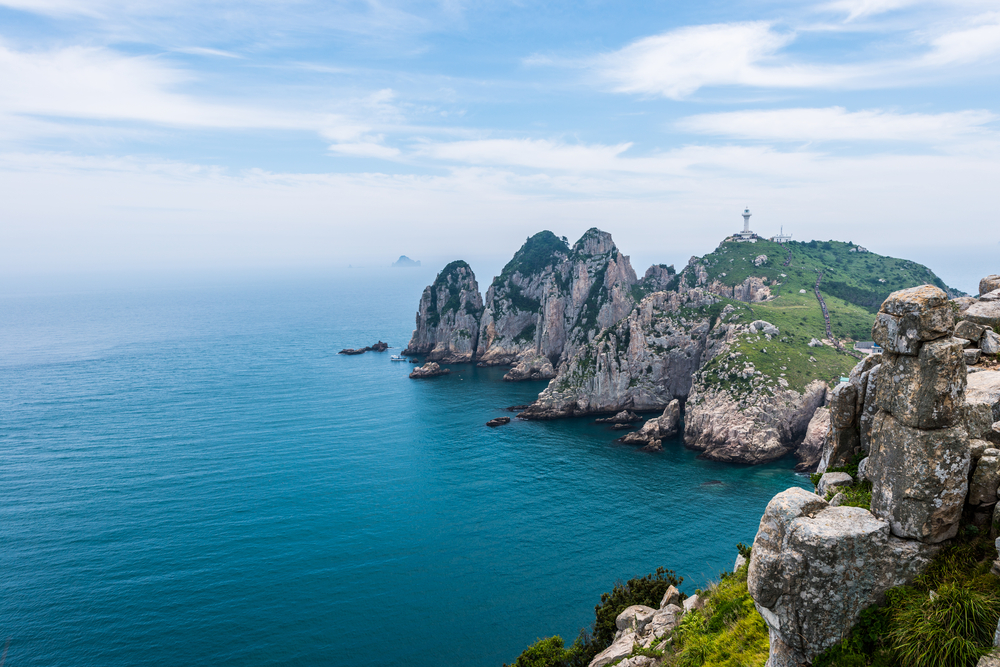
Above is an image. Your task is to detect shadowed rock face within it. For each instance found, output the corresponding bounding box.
[476,229,638,372]
[403,261,483,363]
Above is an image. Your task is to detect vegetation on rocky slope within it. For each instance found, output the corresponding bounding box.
[813,533,1000,667]
[505,568,683,667]
[497,231,570,283]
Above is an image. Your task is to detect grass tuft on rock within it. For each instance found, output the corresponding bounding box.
[813,535,1000,667]
[664,561,769,667]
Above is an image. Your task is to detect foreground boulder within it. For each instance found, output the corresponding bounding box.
[748,488,938,667]
[867,411,970,542]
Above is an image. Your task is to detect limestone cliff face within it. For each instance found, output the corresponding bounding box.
[519,288,725,419]
[683,376,828,465]
[403,261,483,363]
[476,229,638,375]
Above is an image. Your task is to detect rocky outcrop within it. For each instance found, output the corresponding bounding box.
[588,596,686,667]
[707,276,772,303]
[982,275,1000,296]
[338,341,389,355]
[684,378,828,464]
[503,355,556,381]
[748,488,938,667]
[620,400,681,451]
[518,289,723,419]
[409,362,450,379]
[404,261,483,363]
[751,282,1000,667]
[476,229,638,372]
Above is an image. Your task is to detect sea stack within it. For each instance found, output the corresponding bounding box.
[403,261,483,363]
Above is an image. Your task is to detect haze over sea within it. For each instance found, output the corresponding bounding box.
[1,267,809,666]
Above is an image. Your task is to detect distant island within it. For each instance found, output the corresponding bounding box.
[392,255,421,268]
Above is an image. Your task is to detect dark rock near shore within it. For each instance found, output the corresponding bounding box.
[338,341,389,355]
[486,417,511,427]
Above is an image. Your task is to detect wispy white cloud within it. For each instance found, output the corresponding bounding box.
[585,13,1000,98]
[416,139,633,171]
[922,13,1000,65]
[591,22,870,99]
[823,0,924,21]
[173,46,243,59]
[677,107,998,142]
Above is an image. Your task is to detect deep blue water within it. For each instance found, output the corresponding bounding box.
[0,268,809,666]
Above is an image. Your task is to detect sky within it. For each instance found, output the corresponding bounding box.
[1,0,999,292]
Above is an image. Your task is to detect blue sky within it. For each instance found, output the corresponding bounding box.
[1,0,999,290]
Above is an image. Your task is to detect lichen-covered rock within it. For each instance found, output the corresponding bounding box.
[966,297,1000,330]
[969,454,1000,506]
[868,410,970,542]
[872,285,953,355]
[795,407,830,472]
[748,488,938,667]
[982,275,1000,297]
[876,338,967,429]
[983,330,1000,356]
[477,229,637,368]
[404,261,484,362]
[956,320,986,342]
[816,472,853,497]
[684,379,828,464]
[817,423,861,473]
[829,382,858,428]
[968,370,1000,423]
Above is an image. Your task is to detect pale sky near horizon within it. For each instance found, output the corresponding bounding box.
[1,0,999,293]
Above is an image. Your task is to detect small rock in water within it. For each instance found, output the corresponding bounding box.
[486,417,511,427]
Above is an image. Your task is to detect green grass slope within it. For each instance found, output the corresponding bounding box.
[693,239,961,394]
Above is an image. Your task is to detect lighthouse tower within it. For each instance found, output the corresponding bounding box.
[735,207,757,242]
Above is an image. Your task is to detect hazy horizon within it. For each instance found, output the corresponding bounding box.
[1,0,997,291]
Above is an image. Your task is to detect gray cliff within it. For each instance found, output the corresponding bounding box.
[476,229,638,380]
[403,260,483,363]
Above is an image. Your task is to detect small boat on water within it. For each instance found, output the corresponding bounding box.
[390,355,406,361]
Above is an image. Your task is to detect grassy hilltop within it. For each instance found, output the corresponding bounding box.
[693,239,959,394]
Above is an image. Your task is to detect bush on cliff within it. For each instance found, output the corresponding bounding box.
[813,535,1000,667]
[505,567,683,667]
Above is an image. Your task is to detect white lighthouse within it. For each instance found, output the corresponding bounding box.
[735,207,757,243]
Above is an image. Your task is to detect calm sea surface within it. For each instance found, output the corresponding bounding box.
[0,268,809,666]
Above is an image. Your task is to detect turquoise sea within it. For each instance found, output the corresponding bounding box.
[0,268,810,666]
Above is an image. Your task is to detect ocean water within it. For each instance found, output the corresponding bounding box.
[0,268,810,666]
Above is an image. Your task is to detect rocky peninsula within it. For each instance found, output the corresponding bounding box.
[406,233,960,466]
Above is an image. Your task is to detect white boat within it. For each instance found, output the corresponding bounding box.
[390,355,406,361]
